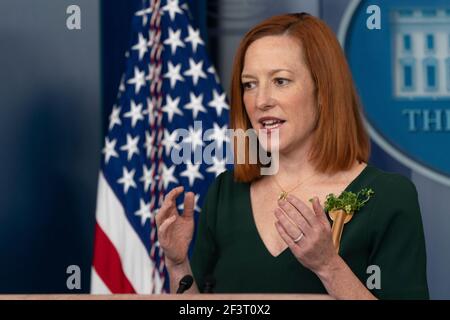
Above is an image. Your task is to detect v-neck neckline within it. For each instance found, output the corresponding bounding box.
[245,163,372,259]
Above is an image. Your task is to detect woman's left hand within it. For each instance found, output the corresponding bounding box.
[274,195,338,275]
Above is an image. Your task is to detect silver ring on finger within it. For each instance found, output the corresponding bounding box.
[293,232,304,243]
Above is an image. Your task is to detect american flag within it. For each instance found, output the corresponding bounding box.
[91,0,230,294]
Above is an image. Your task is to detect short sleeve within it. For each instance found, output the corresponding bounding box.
[368,174,429,299]
[190,171,225,292]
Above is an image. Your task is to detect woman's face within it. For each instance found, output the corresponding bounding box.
[241,35,317,154]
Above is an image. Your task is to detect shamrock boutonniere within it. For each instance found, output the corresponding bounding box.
[324,188,374,253]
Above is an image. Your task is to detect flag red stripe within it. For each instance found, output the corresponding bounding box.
[92,223,136,293]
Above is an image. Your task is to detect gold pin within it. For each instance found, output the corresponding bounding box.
[328,209,354,253]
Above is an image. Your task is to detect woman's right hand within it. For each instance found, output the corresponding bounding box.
[156,186,195,267]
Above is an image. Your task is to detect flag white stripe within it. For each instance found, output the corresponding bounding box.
[95,172,161,293]
[90,267,112,294]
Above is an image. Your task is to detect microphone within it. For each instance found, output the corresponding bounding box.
[176,275,194,294]
[203,275,216,293]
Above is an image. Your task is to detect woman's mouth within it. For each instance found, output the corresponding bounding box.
[259,118,286,130]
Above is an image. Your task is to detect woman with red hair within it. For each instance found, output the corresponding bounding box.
[156,13,428,299]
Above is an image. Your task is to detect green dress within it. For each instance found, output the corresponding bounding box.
[190,164,429,299]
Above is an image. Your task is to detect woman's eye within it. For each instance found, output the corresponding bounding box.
[274,78,290,86]
[242,82,255,90]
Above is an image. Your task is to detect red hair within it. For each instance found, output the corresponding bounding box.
[229,13,370,182]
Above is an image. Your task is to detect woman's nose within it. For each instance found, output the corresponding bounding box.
[255,86,275,111]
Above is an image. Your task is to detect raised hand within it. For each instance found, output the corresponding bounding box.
[156,186,195,267]
[274,195,337,274]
